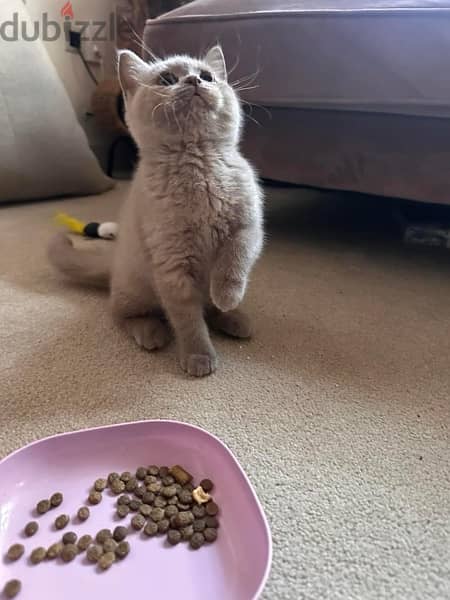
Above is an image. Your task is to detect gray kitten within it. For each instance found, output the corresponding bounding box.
[48,46,264,377]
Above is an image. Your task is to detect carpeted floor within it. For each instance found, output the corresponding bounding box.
[1,182,449,599]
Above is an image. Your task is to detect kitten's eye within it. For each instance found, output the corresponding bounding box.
[200,70,213,82]
[159,72,178,86]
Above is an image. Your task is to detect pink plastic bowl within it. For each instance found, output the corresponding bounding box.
[0,420,272,599]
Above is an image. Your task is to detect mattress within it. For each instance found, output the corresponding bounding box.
[144,0,450,117]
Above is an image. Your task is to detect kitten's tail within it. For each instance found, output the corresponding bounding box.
[47,233,112,289]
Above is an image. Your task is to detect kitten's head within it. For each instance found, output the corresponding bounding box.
[118,47,241,148]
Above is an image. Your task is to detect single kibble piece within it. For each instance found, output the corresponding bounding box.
[139,504,152,517]
[129,500,142,512]
[134,485,146,498]
[204,528,218,543]
[143,521,158,537]
[103,539,117,553]
[60,544,78,563]
[192,505,206,519]
[24,521,39,537]
[159,466,170,478]
[167,529,182,545]
[7,544,25,561]
[98,551,115,571]
[55,514,70,530]
[162,485,177,498]
[190,532,205,550]
[154,497,167,509]
[199,479,214,493]
[117,495,131,506]
[205,516,220,529]
[36,499,51,515]
[136,467,147,480]
[193,519,206,532]
[184,483,195,493]
[77,535,93,552]
[94,478,107,492]
[162,476,175,486]
[30,547,47,564]
[206,501,219,516]
[165,505,179,519]
[96,529,112,544]
[77,506,90,521]
[177,503,191,511]
[178,489,193,505]
[167,497,178,506]
[117,505,130,519]
[157,519,170,534]
[150,507,165,523]
[3,579,21,599]
[62,532,77,545]
[87,544,104,563]
[192,487,211,505]
[88,491,102,505]
[181,525,194,541]
[113,526,128,542]
[115,541,130,559]
[145,475,158,485]
[120,471,133,483]
[131,514,146,530]
[110,479,125,495]
[175,511,194,528]
[169,515,178,528]
[170,465,193,486]
[47,542,64,559]
[146,482,162,494]
[50,492,64,508]
[147,465,159,476]
[142,492,155,505]
[125,478,138,492]
[108,472,120,484]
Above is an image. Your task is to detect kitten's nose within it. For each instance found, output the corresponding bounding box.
[185,75,201,87]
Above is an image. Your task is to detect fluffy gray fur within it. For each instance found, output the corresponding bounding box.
[48,46,264,377]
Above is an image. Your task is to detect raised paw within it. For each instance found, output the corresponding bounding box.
[210,278,246,313]
[207,308,252,339]
[180,351,218,377]
[127,317,171,351]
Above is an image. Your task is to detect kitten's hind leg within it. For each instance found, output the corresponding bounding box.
[206,306,252,339]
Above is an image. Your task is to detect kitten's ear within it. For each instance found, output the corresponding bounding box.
[204,45,227,82]
[117,50,150,98]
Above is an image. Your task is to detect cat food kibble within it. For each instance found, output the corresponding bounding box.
[165,505,179,518]
[157,519,170,534]
[169,465,193,486]
[115,541,130,559]
[107,472,120,484]
[139,503,152,517]
[147,465,159,476]
[178,489,193,504]
[150,507,165,522]
[199,479,214,493]
[55,514,70,530]
[117,505,131,519]
[94,478,107,492]
[88,491,102,505]
[142,491,155,505]
[162,485,177,498]
[60,544,77,563]
[30,547,46,564]
[7,544,25,561]
[62,532,77,545]
[206,501,219,516]
[50,492,63,508]
[129,499,141,512]
[147,482,161,494]
[77,535,93,552]
[154,496,167,508]
[181,525,194,541]
[103,539,117,553]
[24,521,38,537]
[87,544,104,563]
[192,486,211,504]
[162,476,175,486]
[113,526,128,542]
[120,472,133,483]
[136,466,147,480]
[131,514,146,530]
[175,511,194,528]
[47,542,64,559]
[96,529,112,544]
[204,528,218,543]
[190,532,205,550]
[192,505,206,518]
[205,516,219,529]
[77,506,90,521]
[134,485,146,498]
[98,551,115,571]
[36,499,51,515]
[117,494,131,506]
[143,521,158,537]
[159,466,170,478]
[3,579,21,599]
[167,529,182,545]
[110,479,125,495]
[125,478,138,492]
[193,519,206,532]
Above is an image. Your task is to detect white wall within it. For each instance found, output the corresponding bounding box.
[24,0,117,121]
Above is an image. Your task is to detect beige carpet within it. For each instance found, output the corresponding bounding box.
[1,182,449,599]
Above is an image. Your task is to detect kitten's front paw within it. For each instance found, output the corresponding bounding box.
[211,278,246,313]
[180,351,218,377]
